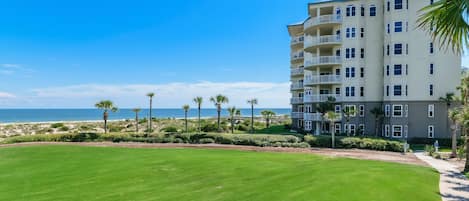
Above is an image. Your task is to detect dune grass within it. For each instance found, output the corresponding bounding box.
[0,145,440,201]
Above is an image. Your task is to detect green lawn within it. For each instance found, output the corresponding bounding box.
[0,145,440,201]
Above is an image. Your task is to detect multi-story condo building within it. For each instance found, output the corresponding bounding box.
[288,0,461,139]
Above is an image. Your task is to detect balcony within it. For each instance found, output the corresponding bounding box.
[291,112,304,119]
[304,75,341,85]
[291,68,304,77]
[291,36,304,46]
[290,83,304,91]
[304,94,342,103]
[304,35,342,51]
[291,51,304,62]
[305,56,342,68]
[290,97,304,104]
[304,113,322,121]
[304,14,342,32]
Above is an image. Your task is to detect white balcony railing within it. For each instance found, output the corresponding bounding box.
[291,112,304,119]
[291,36,304,45]
[305,14,342,30]
[305,35,342,49]
[304,94,342,103]
[291,51,304,61]
[304,113,322,121]
[304,75,341,85]
[305,56,342,67]
[290,97,304,104]
[291,68,304,76]
[290,83,304,90]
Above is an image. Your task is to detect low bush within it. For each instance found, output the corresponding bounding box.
[59,126,70,132]
[409,138,464,147]
[303,135,403,152]
[162,126,178,132]
[50,123,65,129]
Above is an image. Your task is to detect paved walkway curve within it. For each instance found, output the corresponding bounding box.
[415,152,469,201]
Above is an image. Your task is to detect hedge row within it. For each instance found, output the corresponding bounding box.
[303,135,404,152]
[408,138,464,147]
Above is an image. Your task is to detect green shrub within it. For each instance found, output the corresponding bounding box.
[59,126,70,131]
[425,145,436,156]
[50,123,64,128]
[304,135,403,152]
[457,145,466,160]
[199,138,215,144]
[162,126,178,132]
[409,138,464,147]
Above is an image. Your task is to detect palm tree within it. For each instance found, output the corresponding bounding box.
[95,100,118,134]
[324,111,340,148]
[247,98,258,133]
[227,107,241,134]
[449,109,460,158]
[182,104,190,133]
[261,110,276,128]
[146,92,155,133]
[418,0,469,54]
[342,107,356,136]
[193,97,203,133]
[370,107,385,137]
[132,108,141,133]
[210,94,229,132]
[316,97,336,134]
[440,92,455,156]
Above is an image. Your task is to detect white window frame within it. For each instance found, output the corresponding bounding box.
[349,124,356,136]
[428,104,434,118]
[428,125,434,138]
[335,105,342,113]
[359,124,365,135]
[345,105,357,117]
[392,125,403,138]
[392,104,403,117]
[359,105,365,117]
[404,104,409,117]
[385,104,391,117]
[335,123,341,134]
[385,124,390,137]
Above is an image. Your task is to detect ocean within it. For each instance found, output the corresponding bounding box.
[0,108,292,123]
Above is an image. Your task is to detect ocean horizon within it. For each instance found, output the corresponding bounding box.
[0,108,292,123]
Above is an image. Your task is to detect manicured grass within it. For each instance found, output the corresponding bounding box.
[0,145,440,201]
[254,125,292,135]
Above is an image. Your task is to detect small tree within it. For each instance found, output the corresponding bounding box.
[227,107,241,134]
[261,110,276,128]
[324,111,340,148]
[210,94,229,132]
[193,97,203,133]
[182,104,190,133]
[146,92,155,133]
[370,107,385,137]
[316,97,336,134]
[247,98,258,133]
[342,107,356,136]
[449,109,460,158]
[132,108,141,133]
[95,100,118,134]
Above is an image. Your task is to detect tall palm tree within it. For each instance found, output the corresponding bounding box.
[261,110,276,128]
[316,97,336,134]
[227,107,241,134]
[418,0,469,54]
[449,109,460,158]
[455,74,469,171]
[247,98,258,133]
[146,92,155,133]
[95,100,118,134]
[193,97,203,133]
[324,111,340,148]
[440,92,455,155]
[132,108,141,133]
[342,107,356,136]
[182,104,190,133]
[370,107,385,137]
[210,94,229,132]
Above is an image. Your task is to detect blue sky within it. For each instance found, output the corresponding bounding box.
[0,0,467,108]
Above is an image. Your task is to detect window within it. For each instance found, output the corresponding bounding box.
[346,67,350,77]
[394,85,402,96]
[430,0,434,5]
[428,125,434,138]
[430,84,434,96]
[387,1,390,11]
[385,105,391,117]
[394,64,402,75]
[395,21,402,32]
[359,124,365,135]
[360,28,364,37]
[335,105,342,113]
[406,43,409,54]
[335,87,341,95]
[430,63,434,75]
[351,86,356,96]
[351,67,356,77]
[406,64,408,75]
[370,5,376,16]
[430,42,434,54]
[359,105,365,117]
[346,6,351,16]
[344,105,357,117]
[360,68,364,77]
[346,28,350,38]
[351,48,356,58]
[335,69,340,75]
[405,85,408,96]
[386,65,390,76]
[385,124,390,137]
[392,125,403,138]
[360,48,364,58]
[351,6,356,16]
[336,8,341,16]
[394,43,402,55]
[351,28,356,38]
[350,124,356,136]
[346,48,350,58]
[386,85,390,96]
[361,6,365,16]
[386,45,390,55]
[360,87,364,97]
[393,105,403,117]
[335,124,341,134]
[395,0,403,9]
[387,24,390,34]
[428,104,434,118]
[346,87,350,97]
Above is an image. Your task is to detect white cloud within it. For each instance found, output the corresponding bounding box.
[28,81,290,108]
[0,92,16,98]
[1,64,21,68]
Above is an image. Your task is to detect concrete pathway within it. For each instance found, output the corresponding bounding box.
[415,152,469,201]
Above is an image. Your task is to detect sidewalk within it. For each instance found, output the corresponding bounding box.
[415,152,469,201]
